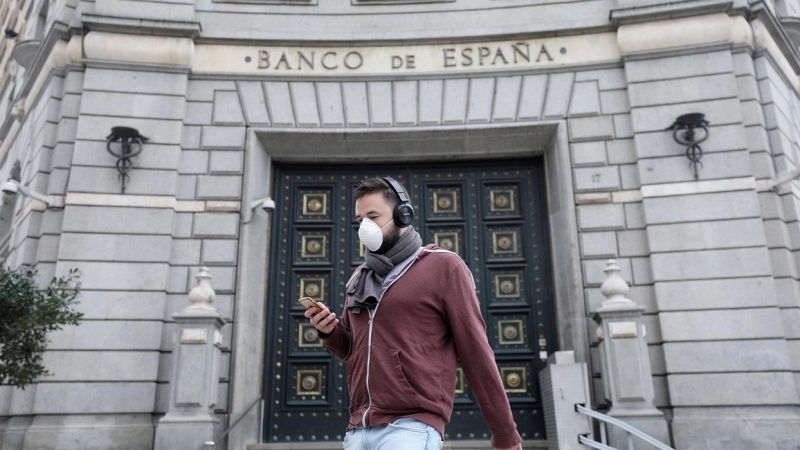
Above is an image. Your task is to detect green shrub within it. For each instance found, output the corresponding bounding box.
[0,267,82,389]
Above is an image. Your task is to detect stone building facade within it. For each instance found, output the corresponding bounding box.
[0,0,799,448]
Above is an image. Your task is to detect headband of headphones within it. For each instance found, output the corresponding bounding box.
[381,177,410,204]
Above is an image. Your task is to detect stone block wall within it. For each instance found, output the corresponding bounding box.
[562,67,672,412]
[751,52,800,443]
[627,48,799,447]
[0,66,242,447]
[1,4,800,448]
[0,62,75,447]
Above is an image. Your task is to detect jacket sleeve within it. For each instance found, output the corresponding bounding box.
[319,306,352,361]
[441,258,522,449]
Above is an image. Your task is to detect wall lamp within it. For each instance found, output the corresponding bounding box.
[106,126,148,194]
[1,179,53,206]
[667,113,710,180]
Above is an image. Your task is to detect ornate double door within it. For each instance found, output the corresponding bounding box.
[263,161,554,444]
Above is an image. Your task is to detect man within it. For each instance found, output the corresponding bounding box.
[305,177,523,450]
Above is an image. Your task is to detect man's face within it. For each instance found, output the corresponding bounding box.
[355,192,401,254]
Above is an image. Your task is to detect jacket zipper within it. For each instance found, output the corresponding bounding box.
[361,257,418,427]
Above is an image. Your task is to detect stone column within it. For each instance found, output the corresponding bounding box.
[155,267,225,450]
[594,260,670,448]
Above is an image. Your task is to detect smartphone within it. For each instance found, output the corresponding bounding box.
[298,296,323,311]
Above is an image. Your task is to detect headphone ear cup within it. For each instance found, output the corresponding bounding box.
[394,203,414,227]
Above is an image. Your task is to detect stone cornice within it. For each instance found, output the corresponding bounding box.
[752,19,800,91]
[750,1,800,73]
[82,14,202,39]
[0,22,72,163]
[609,0,735,25]
[616,13,753,55]
[83,32,195,68]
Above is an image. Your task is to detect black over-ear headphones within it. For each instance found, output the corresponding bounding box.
[381,176,414,227]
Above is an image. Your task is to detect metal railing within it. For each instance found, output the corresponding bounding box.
[575,404,675,450]
[204,397,264,450]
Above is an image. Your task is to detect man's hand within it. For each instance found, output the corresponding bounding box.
[494,444,522,450]
[304,302,339,335]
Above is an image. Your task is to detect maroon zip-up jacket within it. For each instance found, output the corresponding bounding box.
[321,244,522,449]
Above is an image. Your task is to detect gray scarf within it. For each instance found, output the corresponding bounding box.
[346,226,422,314]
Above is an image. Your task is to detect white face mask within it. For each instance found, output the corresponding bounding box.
[358,217,392,252]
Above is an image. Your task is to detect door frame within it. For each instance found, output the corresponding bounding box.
[227,122,587,448]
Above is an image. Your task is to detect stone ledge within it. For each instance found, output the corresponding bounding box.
[640,176,755,198]
[617,13,752,56]
[610,0,734,26]
[82,14,202,38]
[63,192,244,213]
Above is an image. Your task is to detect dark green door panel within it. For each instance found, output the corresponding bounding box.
[263,162,555,444]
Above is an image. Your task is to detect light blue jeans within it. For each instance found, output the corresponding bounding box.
[343,418,443,450]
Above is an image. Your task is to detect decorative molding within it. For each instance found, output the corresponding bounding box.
[612,190,643,203]
[610,0,734,25]
[781,16,800,50]
[617,13,753,55]
[575,190,642,204]
[82,14,202,38]
[63,192,228,212]
[751,17,800,92]
[640,176,756,198]
[83,31,195,68]
[192,33,620,77]
[0,23,71,162]
[575,192,612,205]
[751,1,800,73]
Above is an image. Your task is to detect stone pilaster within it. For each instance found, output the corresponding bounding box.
[155,267,225,449]
[594,260,670,448]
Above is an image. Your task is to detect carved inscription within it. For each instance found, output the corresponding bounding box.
[258,50,365,71]
[442,43,554,68]
[253,41,563,73]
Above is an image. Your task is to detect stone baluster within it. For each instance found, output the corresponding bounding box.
[155,267,225,449]
[593,259,670,448]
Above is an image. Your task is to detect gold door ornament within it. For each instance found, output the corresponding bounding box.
[296,369,323,396]
[492,231,518,254]
[301,235,327,258]
[300,278,325,300]
[302,193,328,216]
[434,232,459,253]
[500,367,527,394]
[497,319,525,345]
[489,189,515,212]
[494,274,521,298]
[433,191,459,214]
[298,323,324,348]
[454,368,465,395]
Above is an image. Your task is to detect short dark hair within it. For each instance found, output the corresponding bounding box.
[353,177,403,207]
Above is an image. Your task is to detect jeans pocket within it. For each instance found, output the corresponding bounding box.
[343,429,360,450]
[431,431,443,450]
